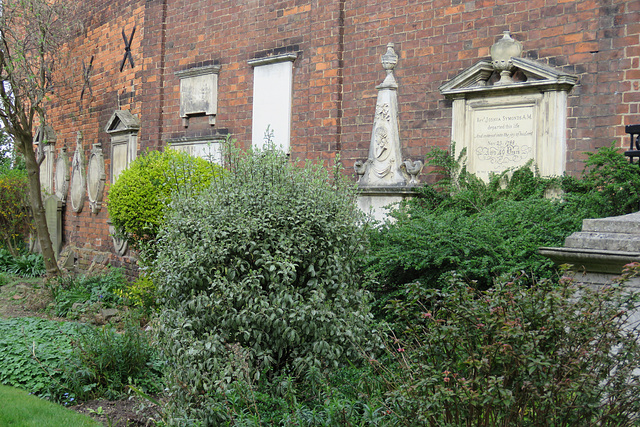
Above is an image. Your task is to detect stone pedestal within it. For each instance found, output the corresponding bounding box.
[540,212,640,287]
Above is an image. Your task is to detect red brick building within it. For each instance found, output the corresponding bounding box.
[43,0,640,268]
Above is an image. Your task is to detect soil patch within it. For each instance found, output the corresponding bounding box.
[70,396,162,427]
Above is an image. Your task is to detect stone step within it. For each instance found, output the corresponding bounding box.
[582,211,640,234]
[565,231,640,252]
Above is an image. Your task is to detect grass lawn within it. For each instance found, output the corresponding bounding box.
[0,385,100,427]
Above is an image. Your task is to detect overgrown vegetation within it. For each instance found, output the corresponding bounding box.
[3,143,640,426]
[61,321,163,401]
[366,145,640,318]
[0,168,31,255]
[0,317,77,399]
[48,269,126,318]
[0,248,45,277]
[154,145,375,425]
[378,266,640,426]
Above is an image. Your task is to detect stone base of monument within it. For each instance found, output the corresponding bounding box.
[539,211,640,288]
[357,187,419,223]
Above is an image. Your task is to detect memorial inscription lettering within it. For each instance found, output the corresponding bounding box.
[471,106,535,178]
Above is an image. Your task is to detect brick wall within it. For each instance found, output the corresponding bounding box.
[43,0,640,266]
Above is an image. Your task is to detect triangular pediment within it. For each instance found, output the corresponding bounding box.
[34,125,57,145]
[104,110,140,134]
[439,57,578,98]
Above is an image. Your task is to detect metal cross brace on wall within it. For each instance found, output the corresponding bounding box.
[120,26,136,72]
[80,55,94,100]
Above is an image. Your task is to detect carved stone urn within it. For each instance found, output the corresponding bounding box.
[490,31,523,85]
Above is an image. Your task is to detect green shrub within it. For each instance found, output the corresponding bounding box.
[0,169,31,255]
[562,143,640,217]
[107,149,221,251]
[154,146,375,425]
[367,145,640,317]
[378,267,640,426]
[61,321,163,400]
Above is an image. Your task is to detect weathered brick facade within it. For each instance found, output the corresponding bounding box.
[44,0,640,266]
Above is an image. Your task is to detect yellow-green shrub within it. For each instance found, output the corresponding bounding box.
[107,149,221,250]
[0,169,31,254]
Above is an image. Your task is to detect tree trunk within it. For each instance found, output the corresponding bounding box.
[20,135,60,277]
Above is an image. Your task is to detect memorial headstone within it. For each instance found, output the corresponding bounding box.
[439,31,578,180]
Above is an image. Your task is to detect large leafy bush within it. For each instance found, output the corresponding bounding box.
[107,149,221,250]
[154,147,374,425]
[378,269,640,426]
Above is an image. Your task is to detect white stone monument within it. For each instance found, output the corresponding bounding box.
[439,31,578,181]
[355,43,423,221]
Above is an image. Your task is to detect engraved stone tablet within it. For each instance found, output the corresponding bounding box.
[175,65,221,127]
[70,132,86,213]
[87,143,106,214]
[471,105,535,181]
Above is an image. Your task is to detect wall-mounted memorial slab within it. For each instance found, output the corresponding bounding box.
[54,147,70,203]
[44,195,63,258]
[175,64,221,127]
[439,32,578,181]
[87,143,106,214]
[105,110,140,182]
[167,134,226,164]
[70,132,86,213]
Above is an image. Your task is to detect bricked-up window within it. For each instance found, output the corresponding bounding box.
[248,54,296,152]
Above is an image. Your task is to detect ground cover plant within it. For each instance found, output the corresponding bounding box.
[0,317,77,399]
[153,145,376,425]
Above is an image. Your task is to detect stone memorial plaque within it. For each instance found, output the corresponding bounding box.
[87,143,106,214]
[439,33,578,180]
[111,141,129,182]
[175,65,220,127]
[70,132,86,213]
[471,105,535,180]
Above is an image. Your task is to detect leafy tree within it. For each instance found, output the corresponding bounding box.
[0,0,82,276]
